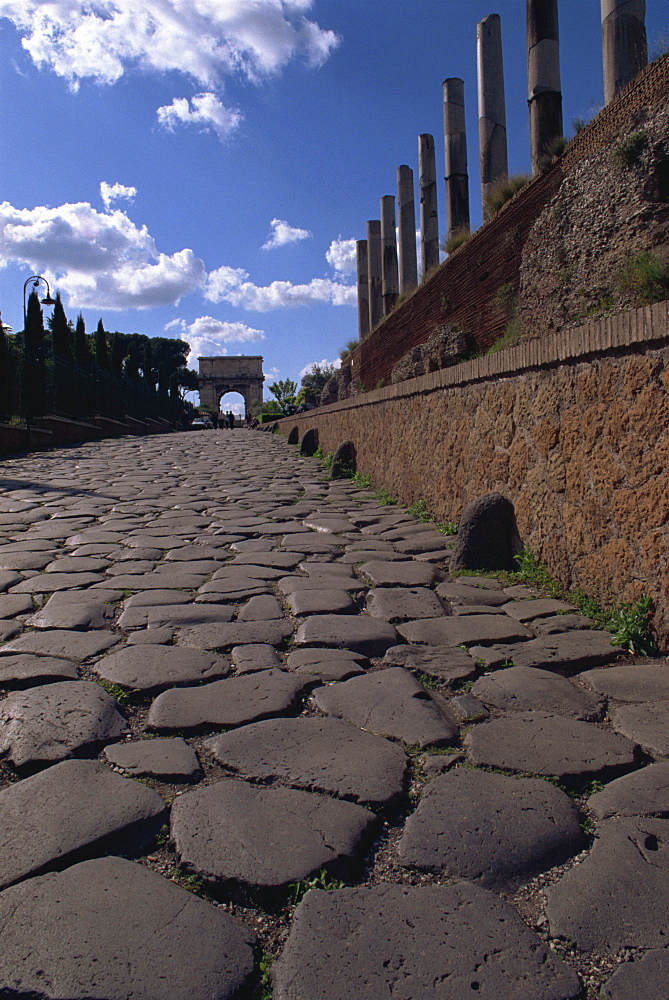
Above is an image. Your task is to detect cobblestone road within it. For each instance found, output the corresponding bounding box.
[0,429,667,1000]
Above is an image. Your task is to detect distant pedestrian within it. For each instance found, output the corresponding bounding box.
[228,410,235,429]
[212,412,219,429]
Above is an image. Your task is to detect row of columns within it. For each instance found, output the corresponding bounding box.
[356,0,648,340]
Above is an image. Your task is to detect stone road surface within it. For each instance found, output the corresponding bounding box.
[0,428,667,999]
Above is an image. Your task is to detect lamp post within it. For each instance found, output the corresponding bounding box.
[23,275,56,326]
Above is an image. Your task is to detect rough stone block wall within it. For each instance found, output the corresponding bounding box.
[352,53,669,392]
[281,301,669,642]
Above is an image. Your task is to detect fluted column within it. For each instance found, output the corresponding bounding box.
[419,133,439,276]
[602,0,647,104]
[443,77,470,240]
[397,165,418,294]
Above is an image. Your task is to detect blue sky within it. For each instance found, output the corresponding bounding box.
[1,1,667,410]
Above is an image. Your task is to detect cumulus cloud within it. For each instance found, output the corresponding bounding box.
[326,236,356,276]
[157,93,242,142]
[0,199,205,309]
[0,1,340,89]
[261,218,311,250]
[100,181,137,210]
[167,314,264,367]
[299,357,341,378]
[205,264,356,311]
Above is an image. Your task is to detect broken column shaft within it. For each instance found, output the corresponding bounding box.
[419,133,439,276]
[442,78,471,241]
[397,165,418,294]
[527,0,563,175]
[477,14,508,214]
[381,195,399,315]
[602,0,648,104]
[366,220,383,331]
[356,240,370,341]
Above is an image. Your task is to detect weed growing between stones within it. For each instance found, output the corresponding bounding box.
[95,679,130,704]
[437,520,459,535]
[165,866,207,897]
[288,869,346,907]
[407,498,431,522]
[613,130,648,168]
[615,249,669,305]
[374,489,397,506]
[257,949,273,1000]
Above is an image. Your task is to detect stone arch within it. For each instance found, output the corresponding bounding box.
[198,356,264,419]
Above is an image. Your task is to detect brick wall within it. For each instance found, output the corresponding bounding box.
[280,301,669,644]
[351,53,669,391]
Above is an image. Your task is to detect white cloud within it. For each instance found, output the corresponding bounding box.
[168,314,264,367]
[299,357,341,378]
[0,199,205,309]
[205,264,356,311]
[157,93,242,142]
[0,1,340,89]
[326,237,356,276]
[100,181,137,210]
[261,218,311,250]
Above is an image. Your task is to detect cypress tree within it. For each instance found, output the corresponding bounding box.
[110,333,124,378]
[0,322,14,420]
[142,339,154,389]
[74,314,90,368]
[95,319,110,370]
[125,341,140,381]
[23,291,48,416]
[49,292,72,359]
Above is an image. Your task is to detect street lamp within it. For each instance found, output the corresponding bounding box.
[23,275,56,326]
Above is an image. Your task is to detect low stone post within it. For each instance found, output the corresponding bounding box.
[477,14,508,214]
[356,240,370,341]
[381,195,399,315]
[602,0,648,104]
[527,0,563,175]
[419,133,439,277]
[442,77,471,242]
[367,220,383,331]
[397,165,418,294]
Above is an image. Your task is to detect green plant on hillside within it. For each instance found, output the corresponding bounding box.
[487,317,523,354]
[483,175,530,217]
[616,250,669,305]
[352,471,371,489]
[572,116,588,135]
[339,339,359,361]
[609,596,659,655]
[437,520,459,535]
[374,488,397,506]
[443,227,471,255]
[407,498,431,522]
[538,135,568,172]
[613,130,648,168]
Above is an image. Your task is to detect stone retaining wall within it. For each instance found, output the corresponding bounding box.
[279,300,669,641]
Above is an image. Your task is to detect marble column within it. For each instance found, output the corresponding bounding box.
[419,133,439,276]
[602,0,648,104]
[477,14,508,213]
[443,77,471,240]
[397,165,418,294]
[367,220,383,331]
[527,0,563,175]
[381,195,399,315]
[356,240,370,341]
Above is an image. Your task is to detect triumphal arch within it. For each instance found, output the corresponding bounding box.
[198,356,264,416]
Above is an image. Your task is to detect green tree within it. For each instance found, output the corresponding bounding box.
[110,332,125,378]
[142,340,154,389]
[172,366,199,399]
[23,291,48,416]
[124,341,141,381]
[268,378,297,408]
[0,323,14,420]
[95,320,110,369]
[48,292,72,359]
[74,314,90,368]
[300,363,338,399]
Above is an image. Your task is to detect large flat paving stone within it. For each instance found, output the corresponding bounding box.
[171,779,378,892]
[10,571,106,592]
[231,643,283,673]
[365,586,447,621]
[0,653,79,687]
[545,817,669,953]
[237,594,284,620]
[579,662,669,702]
[465,711,639,783]
[0,759,166,889]
[472,665,602,720]
[25,590,120,629]
[359,560,442,587]
[398,768,584,890]
[287,588,356,616]
[272,882,581,1000]
[0,570,23,591]
[104,737,202,781]
[0,856,255,1000]
[0,680,128,770]
[397,614,532,647]
[0,628,121,661]
[601,949,669,1000]
[382,643,478,684]
[610,701,669,757]
[91,571,206,590]
[124,589,193,607]
[147,668,310,730]
[504,598,575,621]
[436,581,510,606]
[0,594,34,617]
[286,647,367,681]
[477,631,621,673]
[118,603,235,629]
[178,619,294,649]
[93,645,230,692]
[294,614,398,657]
[207,717,409,809]
[313,667,458,748]
[588,760,669,819]
[278,574,366,595]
